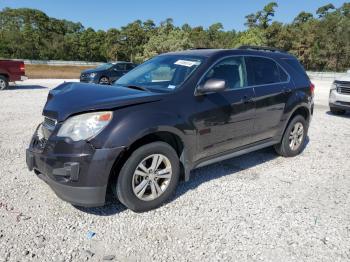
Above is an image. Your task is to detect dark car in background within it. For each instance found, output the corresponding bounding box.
[80,61,136,85]
[27,46,314,212]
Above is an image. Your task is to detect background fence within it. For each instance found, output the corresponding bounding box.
[13,59,102,66]
[307,71,348,81]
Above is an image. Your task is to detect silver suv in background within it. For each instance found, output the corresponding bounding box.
[329,70,350,115]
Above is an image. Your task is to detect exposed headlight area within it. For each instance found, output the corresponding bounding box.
[330,81,338,96]
[331,82,337,91]
[57,111,113,141]
[89,73,97,78]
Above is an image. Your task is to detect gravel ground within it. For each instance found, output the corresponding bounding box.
[0,79,349,262]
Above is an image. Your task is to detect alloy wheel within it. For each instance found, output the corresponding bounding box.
[99,77,109,85]
[288,122,304,151]
[132,154,172,201]
[0,79,6,90]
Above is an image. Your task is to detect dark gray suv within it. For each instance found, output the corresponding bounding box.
[26,46,314,212]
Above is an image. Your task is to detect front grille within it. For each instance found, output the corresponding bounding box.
[81,73,90,78]
[43,117,56,130]
[337,101,350,106]
[336,81,350,95]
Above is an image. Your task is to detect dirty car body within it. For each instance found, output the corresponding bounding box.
[26,47,314,209]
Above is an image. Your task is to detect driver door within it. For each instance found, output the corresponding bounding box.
[192,56,256,160]
[110,64,126,82]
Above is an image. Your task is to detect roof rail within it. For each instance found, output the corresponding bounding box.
[238,45,287,53]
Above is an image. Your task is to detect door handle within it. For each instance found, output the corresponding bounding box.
[283,88,292,94]
[242,96,254,104]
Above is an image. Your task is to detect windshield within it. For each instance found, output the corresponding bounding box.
[114,55,203,92]
[95,63,113,70]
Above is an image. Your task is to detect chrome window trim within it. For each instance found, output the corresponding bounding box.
[194,54,291,96]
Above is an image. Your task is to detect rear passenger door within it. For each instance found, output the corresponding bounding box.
[245,56,292,142]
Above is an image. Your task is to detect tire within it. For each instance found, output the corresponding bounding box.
[0,75,9,90]
[274,115,308,157]
[115,142,180,212]
[330,107,346,115]
[99,76,110,85]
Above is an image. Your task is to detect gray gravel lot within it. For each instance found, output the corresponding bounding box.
[0,79,349,261]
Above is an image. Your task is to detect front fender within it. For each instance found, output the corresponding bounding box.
[92,106,196,181]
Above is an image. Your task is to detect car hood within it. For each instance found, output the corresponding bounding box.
[43,82,162,122]
[81,68,105,74]
[336,73,350,82]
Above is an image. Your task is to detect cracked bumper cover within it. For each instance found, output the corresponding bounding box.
[26,136,125,207]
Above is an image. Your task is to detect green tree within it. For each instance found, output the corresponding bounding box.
[142,28,193,61]
[316,3,335,18]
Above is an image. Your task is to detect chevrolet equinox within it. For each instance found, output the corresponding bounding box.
[26,46,314,212]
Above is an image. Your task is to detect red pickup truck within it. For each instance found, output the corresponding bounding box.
[0,60,27,90]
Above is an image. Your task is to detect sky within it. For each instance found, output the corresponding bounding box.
[0,0,346,31]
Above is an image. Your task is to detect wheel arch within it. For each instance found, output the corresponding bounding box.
[280,104,311,141]
[108,129,190,192]
[0,73,9,81]
[99,75,110,84]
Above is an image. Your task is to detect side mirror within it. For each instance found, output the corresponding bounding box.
[197,79,227,94]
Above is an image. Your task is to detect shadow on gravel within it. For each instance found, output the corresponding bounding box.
[174,147,278,197]
[75,138,310,216]
[73,198,127,216]
[7,85,47,90]
[174,137,309,200]
[326,111,350,118]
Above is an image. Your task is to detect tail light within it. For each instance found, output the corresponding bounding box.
[19,62,25,72]
[310,82,315,97]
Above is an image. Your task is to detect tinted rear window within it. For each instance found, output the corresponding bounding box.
[245,56,287,86]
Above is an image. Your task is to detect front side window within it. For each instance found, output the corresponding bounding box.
[96,63,113,70]
[115,64,126,70]
[246,56,287,86]
[115,55,203,92]
[201,56,247,89]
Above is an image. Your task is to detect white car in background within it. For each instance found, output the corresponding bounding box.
[329,70,350,115]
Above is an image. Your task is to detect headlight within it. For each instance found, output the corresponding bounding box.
[89,73,97,77]
[57,111,113,141]
[331,82,337,91]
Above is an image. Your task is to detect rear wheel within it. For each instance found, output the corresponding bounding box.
[99,76,110,85]
[330,107,346,115]
[0,75,9,90]
[114,142,180,212]
[274,115,308,157]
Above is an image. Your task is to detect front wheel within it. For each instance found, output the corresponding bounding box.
[274,115,308,157]
[99,76,110,85]
[115,142,180,212]
[0,75,9,90]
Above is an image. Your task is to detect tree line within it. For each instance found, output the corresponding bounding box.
[0,2,349,71]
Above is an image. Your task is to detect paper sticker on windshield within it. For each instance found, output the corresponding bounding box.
[174,60,200,67]
[168,85,176,89]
